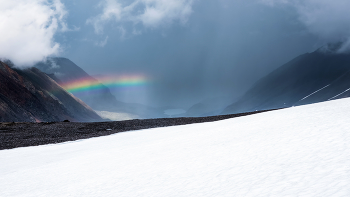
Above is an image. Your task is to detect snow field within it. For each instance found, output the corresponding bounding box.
[1,98,350,196]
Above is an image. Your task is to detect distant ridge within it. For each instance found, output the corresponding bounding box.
[223,45,350,114]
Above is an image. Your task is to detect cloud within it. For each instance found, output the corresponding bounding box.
[260,0,350,51]
[0,0,68,66]
[87,0,195,35]
[95,36,109,47]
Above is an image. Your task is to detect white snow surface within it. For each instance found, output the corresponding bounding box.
[1,98,350,196]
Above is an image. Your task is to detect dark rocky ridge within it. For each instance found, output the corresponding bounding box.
[0,61,103,122]
[0,109,274,150]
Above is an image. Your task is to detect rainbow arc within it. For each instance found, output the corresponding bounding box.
[61,75,149,93]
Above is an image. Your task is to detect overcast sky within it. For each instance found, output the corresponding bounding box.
[1,0,349,108]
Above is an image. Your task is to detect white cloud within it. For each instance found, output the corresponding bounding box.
[87,0,195,35]
[260,0,350,51]
[0,0,68,66]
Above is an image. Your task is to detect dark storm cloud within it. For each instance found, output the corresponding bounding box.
[7,0,349,108]
[261,0,350,51]
[55,0,321,108]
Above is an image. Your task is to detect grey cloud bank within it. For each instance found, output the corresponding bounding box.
[86,0,196,35]
[58,0,320,107]
[3,0,350,109]
[262,0,350,51]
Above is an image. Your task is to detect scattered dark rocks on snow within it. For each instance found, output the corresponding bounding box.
[0,109,274,150]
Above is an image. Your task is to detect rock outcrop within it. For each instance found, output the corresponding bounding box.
[0,61,103,122]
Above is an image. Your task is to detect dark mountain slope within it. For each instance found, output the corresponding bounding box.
[295,69,350,105]
[223,49,350,114]
[0,61,102,122]
[35,57,164,119]
[34,57,118,108]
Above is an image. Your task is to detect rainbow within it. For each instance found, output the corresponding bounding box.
[61,75,150,94]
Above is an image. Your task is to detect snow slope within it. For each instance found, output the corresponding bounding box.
[1,98,350,196]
